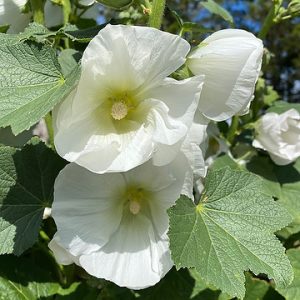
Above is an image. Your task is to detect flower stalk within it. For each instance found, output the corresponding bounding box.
[30,0,45,24]
[148,0,166,29]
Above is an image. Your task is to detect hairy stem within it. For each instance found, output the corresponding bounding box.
[148,0,166,29]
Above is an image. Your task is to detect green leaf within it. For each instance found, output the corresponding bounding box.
[0,40,80,135]
[137,268,194,300]
[276,249,300,300]
[0,254,66,299]
[276,160,300,236]
[168,167,293,299]
[244,273,269,300]
[0,138,66,255]
[96,0,133,10]
[62,24,106,43]
[0,24,10,33]
[210,154,240,171]
[18,22,55,43]
[56,283,100,300]
[0,127,33,147]
[267,101,300,114]
[58,49,82,77]
[200,0,234,23]
[246,156,282,198]
[181,22,212,34]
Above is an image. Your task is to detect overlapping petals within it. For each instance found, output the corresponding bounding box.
[53,24,204,173]
[49,154,192,289]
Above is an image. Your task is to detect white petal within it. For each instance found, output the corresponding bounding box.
[49,234,79,265]
[182,123,207,179]
[253,109,300,165]
[146,76,204,125]
[148,152,193,233]
[81,24,190,92]
[52,163,125,255]
[0,0,30,33]
[44,0,63,28]
[79,212,173,289]
[79,0,95,5]
[188,29,263,121]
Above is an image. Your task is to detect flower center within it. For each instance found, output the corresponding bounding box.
[129,200,141,215]
[126,187,144,215]
[111,101,128,120]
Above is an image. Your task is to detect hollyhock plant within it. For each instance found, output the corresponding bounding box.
[187,29,263,121]
[253,109,300,165]
[48,153,192,289]
[53,24,204,174]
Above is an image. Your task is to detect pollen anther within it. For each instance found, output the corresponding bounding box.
[111,101,128,120]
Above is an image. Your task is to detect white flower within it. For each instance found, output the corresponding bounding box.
[182,122,208,178]
[44,0,99,28]
[181,122,208,201]
[187,29,263,121]
[49,153,192,289]
[78,0,95,5]
[253,109,300,165]
[53,25,204,173]
[0,0,30,33]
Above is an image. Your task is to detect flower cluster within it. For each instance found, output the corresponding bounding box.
[48,24,263,288]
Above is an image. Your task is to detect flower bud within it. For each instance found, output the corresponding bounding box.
[253,109,300,165]
[188,29,263,121]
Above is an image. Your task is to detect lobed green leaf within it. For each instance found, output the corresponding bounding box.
[0,39,80,135]
[168,167,293,298]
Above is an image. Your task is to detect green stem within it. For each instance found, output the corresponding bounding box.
[30,0,45,24]
[148,0,166,29]
[45,113,54,148]
[227,115,240,144]
[258,1,282,39]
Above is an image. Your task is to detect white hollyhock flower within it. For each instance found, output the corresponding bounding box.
[187,29,263,121]
[0,0,30,33]
[49,153,192,289]
[45,0,99,28]
[253,109,300,165]
[53,25,204,173]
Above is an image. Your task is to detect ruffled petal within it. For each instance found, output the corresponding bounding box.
[81,24,190,93]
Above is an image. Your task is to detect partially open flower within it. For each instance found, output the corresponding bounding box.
[253,109,300,165]
[49,153,192,289]
[0,0,30,33]
[187,29,263,121]
[53,25,204,173]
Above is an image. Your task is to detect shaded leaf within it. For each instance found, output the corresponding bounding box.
[0,138,66,255]
[276,249,300,300]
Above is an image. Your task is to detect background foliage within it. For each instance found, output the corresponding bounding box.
[0,0,300,299]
